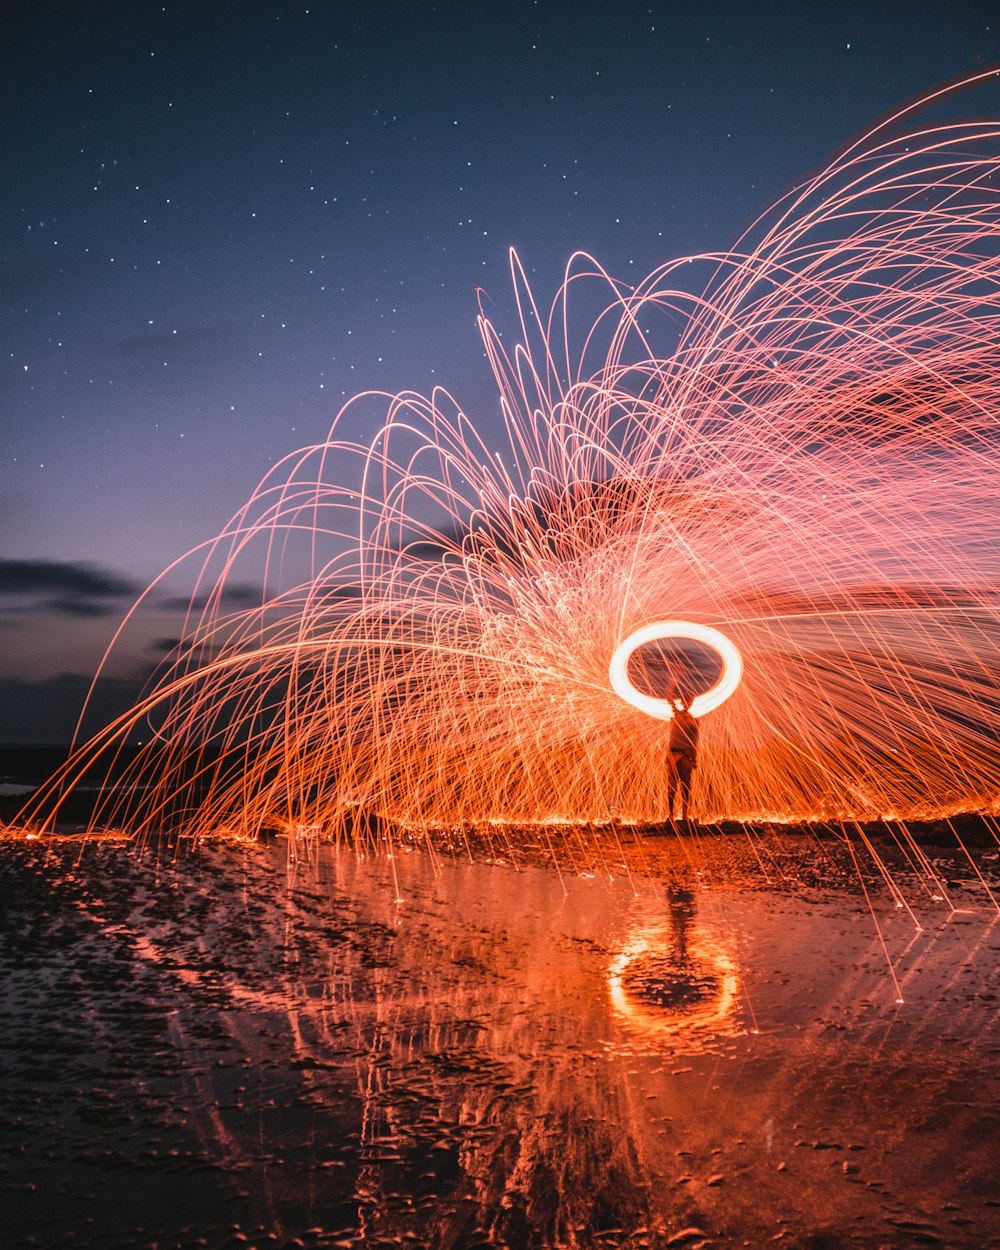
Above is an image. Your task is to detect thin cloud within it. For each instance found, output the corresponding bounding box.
[148,637,183,654]
[156,582,266,613]
[0,559,138,618]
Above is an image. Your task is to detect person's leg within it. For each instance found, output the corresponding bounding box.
[678,757,694,823]
[666,754,678,823]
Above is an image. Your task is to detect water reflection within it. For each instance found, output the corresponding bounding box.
[3,834,998,1249]
[609,883,740,1041]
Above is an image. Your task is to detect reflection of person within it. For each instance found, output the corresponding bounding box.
[667,692,699,824]
[667,881,696,964]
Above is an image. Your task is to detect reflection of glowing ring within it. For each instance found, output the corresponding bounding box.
[608,929,739,1041]
[609,620,743,719]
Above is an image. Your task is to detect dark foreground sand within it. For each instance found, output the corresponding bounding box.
[1,830,998,1250]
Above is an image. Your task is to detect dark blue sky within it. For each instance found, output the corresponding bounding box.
[2,0,999,740]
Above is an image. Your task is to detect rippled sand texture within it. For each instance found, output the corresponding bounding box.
[2,834,998,1249]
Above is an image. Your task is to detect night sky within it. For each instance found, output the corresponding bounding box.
[3,1,999,741]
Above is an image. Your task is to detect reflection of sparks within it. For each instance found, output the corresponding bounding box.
[609,620,743,719]
[15,73,1000,844]
[608,926,739,1041]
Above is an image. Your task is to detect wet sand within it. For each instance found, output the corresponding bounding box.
[1,831,998,1249]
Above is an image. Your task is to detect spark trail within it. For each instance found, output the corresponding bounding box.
[20,74,1000,847]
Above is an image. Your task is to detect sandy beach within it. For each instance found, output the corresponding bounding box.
[1,828,998,1249]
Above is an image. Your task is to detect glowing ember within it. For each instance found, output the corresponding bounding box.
[17,73,1000,840]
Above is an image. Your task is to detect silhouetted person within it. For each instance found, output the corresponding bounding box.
[667,693,699,825]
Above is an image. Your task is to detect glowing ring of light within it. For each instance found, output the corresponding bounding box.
[609,620,743,719]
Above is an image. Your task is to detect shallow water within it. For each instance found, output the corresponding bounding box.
[1,833,998,1249]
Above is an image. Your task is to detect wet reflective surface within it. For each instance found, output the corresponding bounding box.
[1,833,998,1249]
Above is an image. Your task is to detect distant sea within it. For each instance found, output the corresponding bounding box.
[0,745,70,791]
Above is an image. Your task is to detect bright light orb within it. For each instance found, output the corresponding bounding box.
[609,621,743,720]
